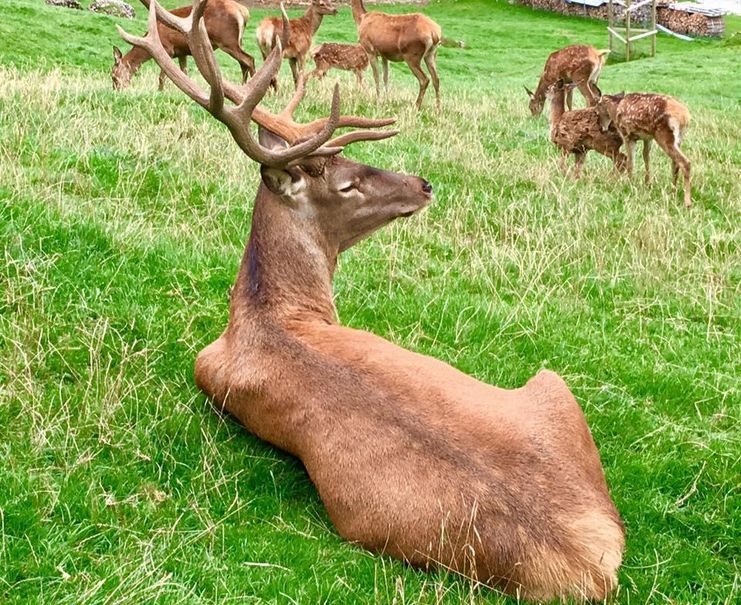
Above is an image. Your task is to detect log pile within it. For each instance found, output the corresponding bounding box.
[516,0,726,37]
[239,0,428,6]
[657,2,725,36]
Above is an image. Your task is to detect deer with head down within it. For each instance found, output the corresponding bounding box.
[112,0,254,91]
[119,2,624,601]
[307,42,369,88]
[596,92,692,207]
[546,80,626,178]
[525,44,610,117]
[255,0,337,91]
[351,0,442,110]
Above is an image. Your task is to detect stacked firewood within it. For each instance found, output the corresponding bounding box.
[657,3,725,36]
[517,0,725,38]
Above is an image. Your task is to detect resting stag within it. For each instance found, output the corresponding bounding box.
[119,2,625,601]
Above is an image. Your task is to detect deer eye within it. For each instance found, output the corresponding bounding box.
[339,182,357,193]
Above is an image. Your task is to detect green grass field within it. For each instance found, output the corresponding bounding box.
[1,0,739,602]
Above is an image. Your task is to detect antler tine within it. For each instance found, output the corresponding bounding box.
[281,74,306,120]
[124,2,394,167]
[336,116,397,129]
[138,0,192,33]
[258,81,342,166]
[120,2,289,166]
[279,2,291,51]
[324,129,400,149]
[116,6,209,108]
[185,0,224,114]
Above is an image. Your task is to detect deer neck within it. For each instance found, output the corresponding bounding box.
[351,0,367,26]
[122,46,150,74]
[231,184,338,326]
[548,92,565,134]
[304,5,325,36]
[534,76,550,109]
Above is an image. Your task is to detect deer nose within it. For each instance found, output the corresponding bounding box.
[422,180,433,194]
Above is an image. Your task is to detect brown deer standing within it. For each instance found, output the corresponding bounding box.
[112,0,255,91]
[307,43,369,88]
[119,2,625,601]
[255,0,337,91]
[525,45,610,116]
[547,80,626,178]
[351,0,442,110]
[596,92,692,207]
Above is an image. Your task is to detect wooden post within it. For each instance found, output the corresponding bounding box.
[607,0,656,62]
[626,0,632,61]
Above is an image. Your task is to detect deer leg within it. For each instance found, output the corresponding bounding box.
[655,128,692,207]
[221,45,256,84]
[576,80,596,107]
[355,69,365,89]
[382,58,389,93]
[405,56,430,110]
[642,139,652,185]
[593,138,625,173]
[671,162,680,193]
[369,55,381,100]
[288,58,300,88]
[295,56,306,89]
[573,152,586,179]
[614,151,628,173]
[566,86,574,111]
[559,149,569,175]
[423,47,441,112]
[158,69,167,91]
[624,138,636,176]
[178,55,188,75]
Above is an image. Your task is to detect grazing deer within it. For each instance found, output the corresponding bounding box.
[596,92,692,207]
[307,43,369,88]
[255,0,337,91]
[525,45,610,117]
[119,2,624,601]
[546,80,626,178]
[351,0,442,110]
[112,0,255,91]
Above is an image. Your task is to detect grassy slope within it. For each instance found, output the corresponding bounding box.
[1,0,739,603]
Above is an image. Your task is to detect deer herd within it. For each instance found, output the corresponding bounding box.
[109,0,701,601]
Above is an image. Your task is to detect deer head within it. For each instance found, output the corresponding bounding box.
[595,92,624,131]
[312,0,337,16]
[258,128,431,252]
[117,0,431,257]
[112,46,133,90]
[524,84,544,117]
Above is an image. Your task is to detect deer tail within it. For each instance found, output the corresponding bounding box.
[235,2,250,22]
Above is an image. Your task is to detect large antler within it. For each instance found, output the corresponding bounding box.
[119,0,398,168]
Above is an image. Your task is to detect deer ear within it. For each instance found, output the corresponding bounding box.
[524,86,534,98]
[113,46,123,63]
[260,165,307,201]
[258,126,290,151]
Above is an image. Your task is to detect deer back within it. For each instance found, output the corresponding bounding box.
[312,43,369,70]
[616,93,690,134]
[358,12,442,59]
